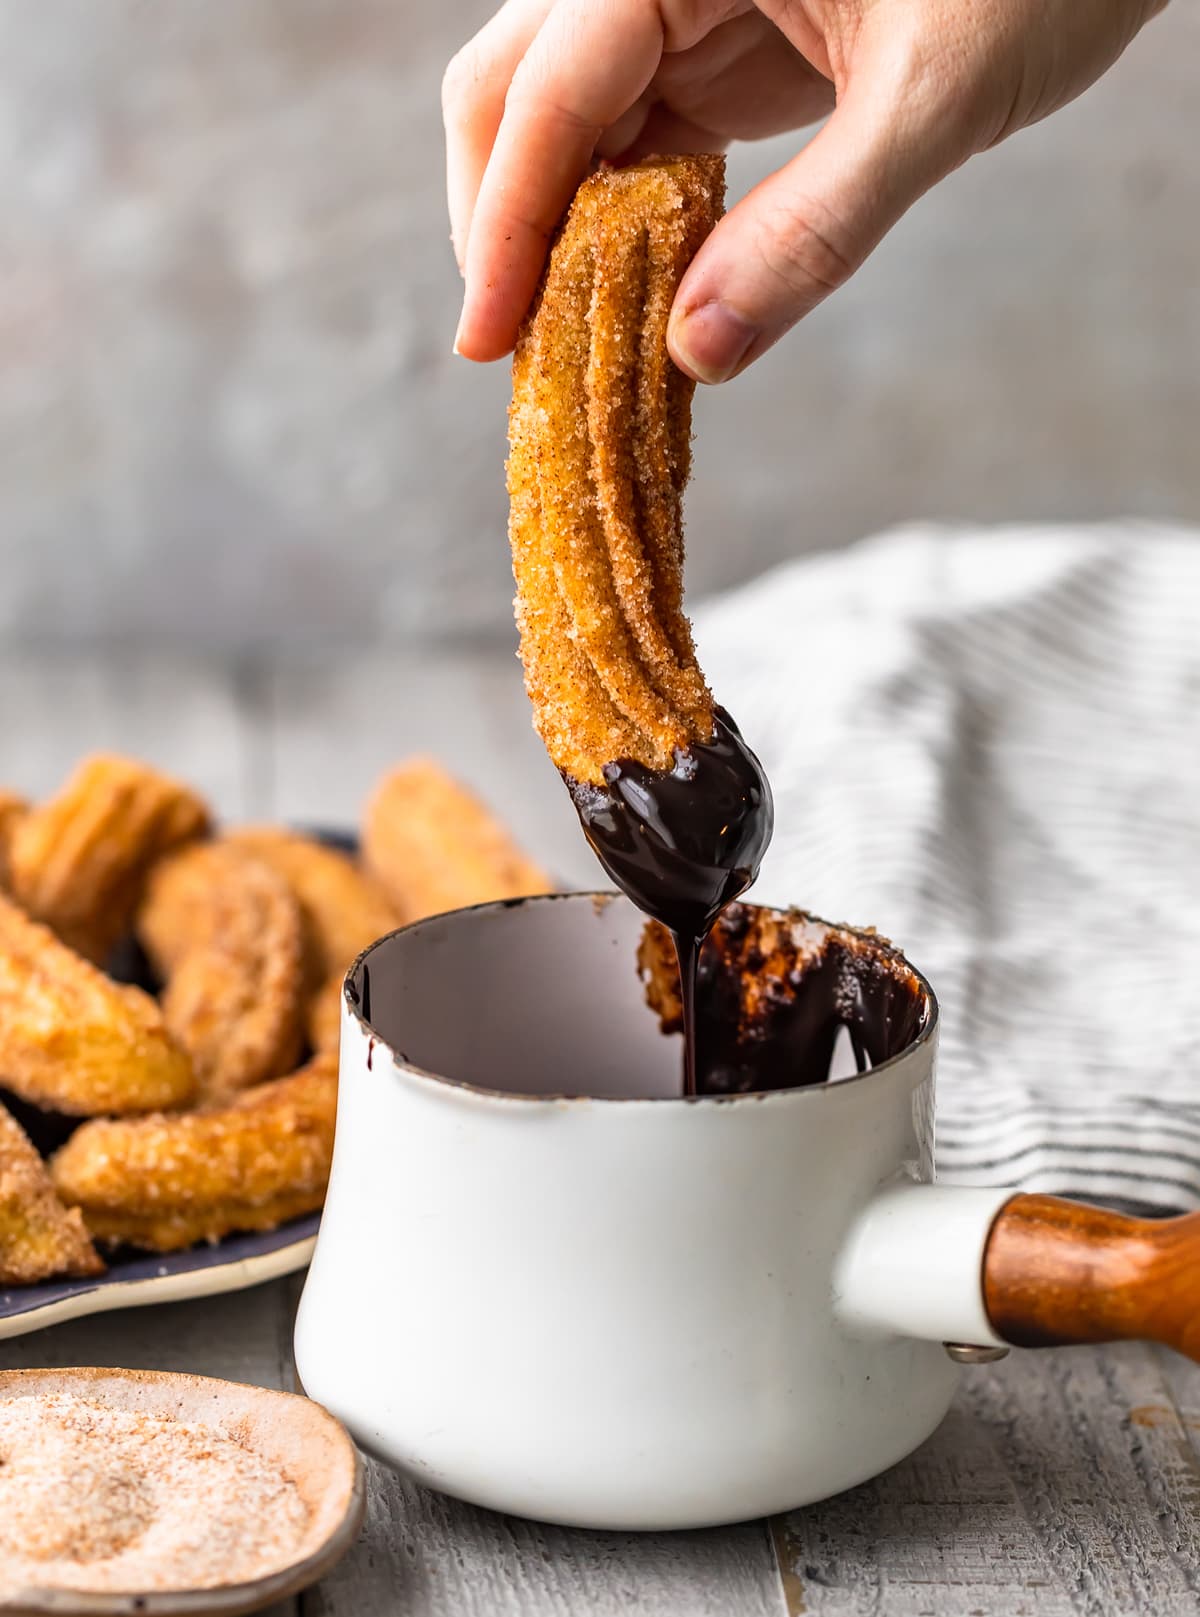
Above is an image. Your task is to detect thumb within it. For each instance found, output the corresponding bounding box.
[669,77,953,384]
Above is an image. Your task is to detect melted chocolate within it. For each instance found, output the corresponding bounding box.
[566,708,773,1094]
[640,905,929,1096]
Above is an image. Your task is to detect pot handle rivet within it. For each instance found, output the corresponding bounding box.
[944,1342,1010,1364]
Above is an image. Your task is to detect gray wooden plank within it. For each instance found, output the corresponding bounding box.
[263,649,598,887]
[771,1344,1200,1616]
[307,1459,783,1617]
[1154,1342,1200,1433]
[0,652,258,820]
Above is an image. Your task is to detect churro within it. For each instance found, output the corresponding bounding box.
[306,972,344,1056]
[362,757,549,920]
[51,1056,337,1252]
[0,793,26,894]
[228,827,397,984]
[138,842,305,1099]
[0,1103,103,1284]
[0,891,195,1116]
[9,756,209,962]
[507,156,723,787]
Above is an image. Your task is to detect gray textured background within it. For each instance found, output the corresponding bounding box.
[0,0,1195,656]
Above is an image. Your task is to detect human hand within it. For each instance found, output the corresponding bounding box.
[444,0,1165,383]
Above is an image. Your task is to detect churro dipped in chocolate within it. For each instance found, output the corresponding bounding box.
[507,157,773,1094]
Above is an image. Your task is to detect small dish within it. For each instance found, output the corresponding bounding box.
[0,1366,364,1616]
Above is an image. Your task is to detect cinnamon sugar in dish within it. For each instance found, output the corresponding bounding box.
[0,1392,311,1596]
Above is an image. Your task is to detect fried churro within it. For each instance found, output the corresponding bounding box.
[10,756,210,962]
[0,892,195,1116]
[362,757,549,921]
[137,843,305,1100]
[0,1103,103,1284]
[51,1056,337,1252]
[507,157,724,787]
[305,972,344,1056]
[0,793,26,894]
[227,827,397,983]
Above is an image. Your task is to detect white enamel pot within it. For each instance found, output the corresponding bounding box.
[294,893,1200,1531]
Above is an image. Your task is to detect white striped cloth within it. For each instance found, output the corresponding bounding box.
[696,522,1200,1215]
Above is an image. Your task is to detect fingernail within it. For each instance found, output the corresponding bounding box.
[453,309,466,357]
[670,300,757,385]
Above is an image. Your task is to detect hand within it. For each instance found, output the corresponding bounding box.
[444,0,1165,383]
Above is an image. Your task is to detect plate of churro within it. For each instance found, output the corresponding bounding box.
[0,755,548,1339]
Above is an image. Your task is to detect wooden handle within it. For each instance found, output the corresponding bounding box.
[983,1194,1200,1360]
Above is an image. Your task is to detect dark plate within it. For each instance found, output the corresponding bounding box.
[0,826,356,1339]
[0,1217,320,1338]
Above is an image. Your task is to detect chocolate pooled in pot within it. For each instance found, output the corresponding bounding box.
[638,905,928,1096]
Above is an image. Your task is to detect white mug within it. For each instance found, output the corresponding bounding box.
[294,893,1200,1530]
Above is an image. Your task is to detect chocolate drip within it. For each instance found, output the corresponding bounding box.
[566,708,773,1094]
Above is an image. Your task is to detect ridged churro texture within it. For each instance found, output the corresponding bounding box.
[137,842,305,1101]
[305,971,344,1056]
[51,1056,337,1253]
[0,1102,103,1284]
[227,827,398,984]
[508,156,723,787]
[228,828,398,1059]
[362,757,549,921]
[0,793,27,894]
[0,891,196,1116]
[9,756,210,962]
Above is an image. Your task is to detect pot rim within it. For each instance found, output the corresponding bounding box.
[341,890,939,1107]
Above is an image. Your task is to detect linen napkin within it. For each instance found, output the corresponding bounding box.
[696,522,1200,1214]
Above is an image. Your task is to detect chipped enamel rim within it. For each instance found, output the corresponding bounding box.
[341,891,938,1107]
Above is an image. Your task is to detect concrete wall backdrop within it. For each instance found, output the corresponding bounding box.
[0,0,1195,656]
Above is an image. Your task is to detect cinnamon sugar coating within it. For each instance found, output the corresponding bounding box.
[0,891,195,1116]
[362,757,549,921]
[507,157,724,785]
[137,842,305,1100]
[9,755,209,962]
[0,1104,103,1284]
[51,1056,337,1252]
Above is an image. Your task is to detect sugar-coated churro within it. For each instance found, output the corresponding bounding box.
[0,891,195,1116]
[507,156,724,787]
[362,757,549,921]
[227,827,398,984]
[0,1102,104,1284]
[0,793,26,894]
[9,756,210,962]
[137,842,305,1100]
[305,972,344,1056]
[51,1056,337,1252]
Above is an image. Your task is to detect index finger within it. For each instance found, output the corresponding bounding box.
[455,0,668,362]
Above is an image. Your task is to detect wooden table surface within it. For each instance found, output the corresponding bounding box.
[2,650,1197,1617]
